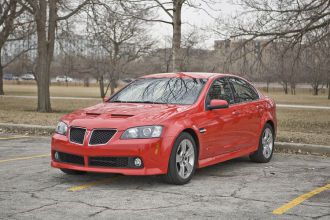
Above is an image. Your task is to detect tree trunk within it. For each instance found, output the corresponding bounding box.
[35,0,55,112]
[84,78,90,87]
[313,86,319,96]
[0,2,17,96]
[290,82,296,95]
[99,75,105,98]
[283,82,288,94]
[110,79,117,95]
[172,1,182,72]
[108,42,119,95]
[0,55,4,95]
[36,44,51,112]
[328,80,330,100]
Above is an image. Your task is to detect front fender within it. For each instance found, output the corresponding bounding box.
[161,118,201,167]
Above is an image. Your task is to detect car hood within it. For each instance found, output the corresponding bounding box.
[61,102,190,131]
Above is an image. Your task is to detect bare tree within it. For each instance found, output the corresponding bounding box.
[93,58,108,98]
[264,41,304,94]
[17,0,90,112]
[303,34,330,96]
[221,0,330,48]
[214,0,329,95]
[118,0,217,72]
[87,2,153,95]
[181,28,201,71]
[0,0,26,95]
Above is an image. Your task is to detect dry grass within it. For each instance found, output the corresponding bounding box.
[4,84,101,98]
[1,84,330,145]
[0,96,99,126]
[276,108,330,145]
[257,86,330,106]
[3,83,124,98]
[263,90,330,106]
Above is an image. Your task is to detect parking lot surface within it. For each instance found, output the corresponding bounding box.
[0,136,329,219]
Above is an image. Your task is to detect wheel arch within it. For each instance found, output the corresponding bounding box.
[265,120,276,137]
[181,128,200,159]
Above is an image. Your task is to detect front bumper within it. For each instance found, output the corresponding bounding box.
[51,132,173,175]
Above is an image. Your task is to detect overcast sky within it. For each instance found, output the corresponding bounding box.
[75,1,242,49]
[151,1,241,49]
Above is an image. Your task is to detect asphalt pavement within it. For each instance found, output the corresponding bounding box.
[0,135,329,219]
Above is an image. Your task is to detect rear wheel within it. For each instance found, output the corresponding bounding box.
[250,124,274,163]
[60,168,86,175]
[164,132,197,185]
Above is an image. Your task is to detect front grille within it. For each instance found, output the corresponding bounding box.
[89,129,116,145]
[89,157,138,168]
[55,151,84,166]
[70,127,86,144]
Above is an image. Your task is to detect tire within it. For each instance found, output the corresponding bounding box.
[250,123,274,163]
[164,132,197,185]
[60,168,86,175]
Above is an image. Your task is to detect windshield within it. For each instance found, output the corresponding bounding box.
[110,77,207,105]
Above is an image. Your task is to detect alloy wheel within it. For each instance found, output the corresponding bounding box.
[176,139,195,179]
[262,127,273,158]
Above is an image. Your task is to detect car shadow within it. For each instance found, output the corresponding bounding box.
[54,156,256,188]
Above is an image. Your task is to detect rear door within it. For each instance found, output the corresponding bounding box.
[228,77,261,150]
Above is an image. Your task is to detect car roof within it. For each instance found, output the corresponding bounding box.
[141,72,232,79]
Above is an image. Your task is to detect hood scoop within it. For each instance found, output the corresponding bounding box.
[85,112,134,119]
[110,114,134,118]
[85,112,101,117]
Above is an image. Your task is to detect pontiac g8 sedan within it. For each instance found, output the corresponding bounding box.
[51,72,277,185]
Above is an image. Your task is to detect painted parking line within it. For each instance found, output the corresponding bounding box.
[68,176,120,192]
[0,135,29,140]
[272,183,330,215]
[0,154,50,163]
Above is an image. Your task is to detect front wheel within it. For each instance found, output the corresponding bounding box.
[250,124,274,163]
[164,132,197,185]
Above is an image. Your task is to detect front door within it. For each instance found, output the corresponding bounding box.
[198,77,240,156]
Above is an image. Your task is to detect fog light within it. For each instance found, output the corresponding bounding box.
[134,157,142,167]
[54,152,59,161]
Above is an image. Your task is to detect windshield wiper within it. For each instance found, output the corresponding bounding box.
[125,101,165,104]
[110,100,165,104]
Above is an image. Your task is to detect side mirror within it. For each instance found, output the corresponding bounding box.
[207,99,229,110]
[103,96,110,102]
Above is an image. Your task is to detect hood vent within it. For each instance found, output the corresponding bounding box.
[111,114,134,118]
[85,112,101,118]
[86,112,101,116]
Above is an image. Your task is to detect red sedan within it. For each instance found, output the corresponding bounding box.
[51,72,277,184]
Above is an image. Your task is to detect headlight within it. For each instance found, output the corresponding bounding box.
[121,126,163,139]
[55,121,68,135]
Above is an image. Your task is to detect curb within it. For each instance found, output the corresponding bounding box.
[0,123,329,156]
[276,104,330,110]
[0,123,54,135]
[275,142,330,156]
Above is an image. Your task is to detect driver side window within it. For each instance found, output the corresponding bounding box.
[207,78,235,105]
